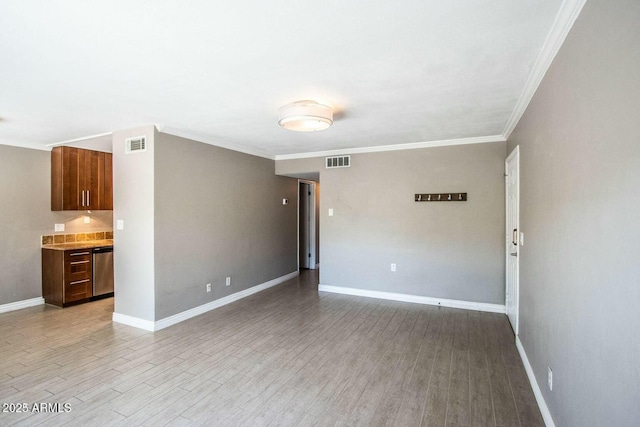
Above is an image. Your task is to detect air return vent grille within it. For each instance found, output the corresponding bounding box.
[326,155,350,169]
[125,136,147,153]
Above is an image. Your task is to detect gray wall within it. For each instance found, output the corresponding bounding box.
[506,0,640,425]
[0,144,112,306]
[278,142,506,304]
[154,133,298,320]
[112,125,157,322]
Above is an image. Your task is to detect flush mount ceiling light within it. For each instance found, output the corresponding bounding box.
[278,100,333,132]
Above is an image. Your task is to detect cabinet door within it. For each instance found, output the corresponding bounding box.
[51,147,62,211]
[104,153,113,210]
[62,147,81,210]
[77,148,87,209]
[82,150,105,210]
[53,146,84,210]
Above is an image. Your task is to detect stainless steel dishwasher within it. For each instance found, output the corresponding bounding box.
[93,246,114,297]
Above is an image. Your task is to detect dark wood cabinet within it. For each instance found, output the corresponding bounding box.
[42,248,93,307]
[51,146,113,211]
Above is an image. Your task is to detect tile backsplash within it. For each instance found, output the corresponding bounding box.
[42,231,113,245]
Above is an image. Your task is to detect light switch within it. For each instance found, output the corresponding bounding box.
[328,208,334,216]
[54,223,65,232]
[520,232,524,246]
[116,219,124,230]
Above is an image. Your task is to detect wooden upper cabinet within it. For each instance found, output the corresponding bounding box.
[51,147,113,211]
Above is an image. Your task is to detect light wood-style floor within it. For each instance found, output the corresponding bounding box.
[0,270,543,426]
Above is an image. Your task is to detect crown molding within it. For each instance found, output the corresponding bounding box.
[160,125,275,160]
[46,131,113,147]
[502,0,587,139]
[274,134,505,161]
[0,141,52,151]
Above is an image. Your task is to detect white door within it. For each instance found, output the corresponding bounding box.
[299,181,316,269]
[506,146,520,335]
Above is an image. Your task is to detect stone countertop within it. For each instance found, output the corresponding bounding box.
[41,239,114,251]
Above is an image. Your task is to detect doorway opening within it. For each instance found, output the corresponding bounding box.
[505,146,520,335]
[299,180,318,270]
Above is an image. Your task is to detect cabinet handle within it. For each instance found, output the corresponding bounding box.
[69,252,90,256]
[81,190,85,207]
[87,190,90,206]
[70,260,90,265]
[69,279,91,285]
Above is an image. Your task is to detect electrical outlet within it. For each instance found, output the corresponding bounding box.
[54,223,65,232]
[226,277,231,286]
[548,367,553,391]
[84,216,91,224]
[390,263,396,272]
[206,283,211,293]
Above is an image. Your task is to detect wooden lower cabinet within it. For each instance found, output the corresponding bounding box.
[42,248,93,307]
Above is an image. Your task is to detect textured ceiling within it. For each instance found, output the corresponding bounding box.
[0,0,583,158]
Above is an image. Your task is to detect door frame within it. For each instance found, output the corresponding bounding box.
[298,180,317,270]
[505,145,520,335]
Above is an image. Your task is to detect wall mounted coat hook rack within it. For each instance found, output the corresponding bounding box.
[414,193,467,202]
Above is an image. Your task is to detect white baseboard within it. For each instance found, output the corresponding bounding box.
[113,271,299,332]
[0,297,45,314]
[112,312,155,331]
[516,336,555,427]
[317,284,506,314]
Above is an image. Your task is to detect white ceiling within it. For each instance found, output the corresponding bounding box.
[0,0,584,158]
